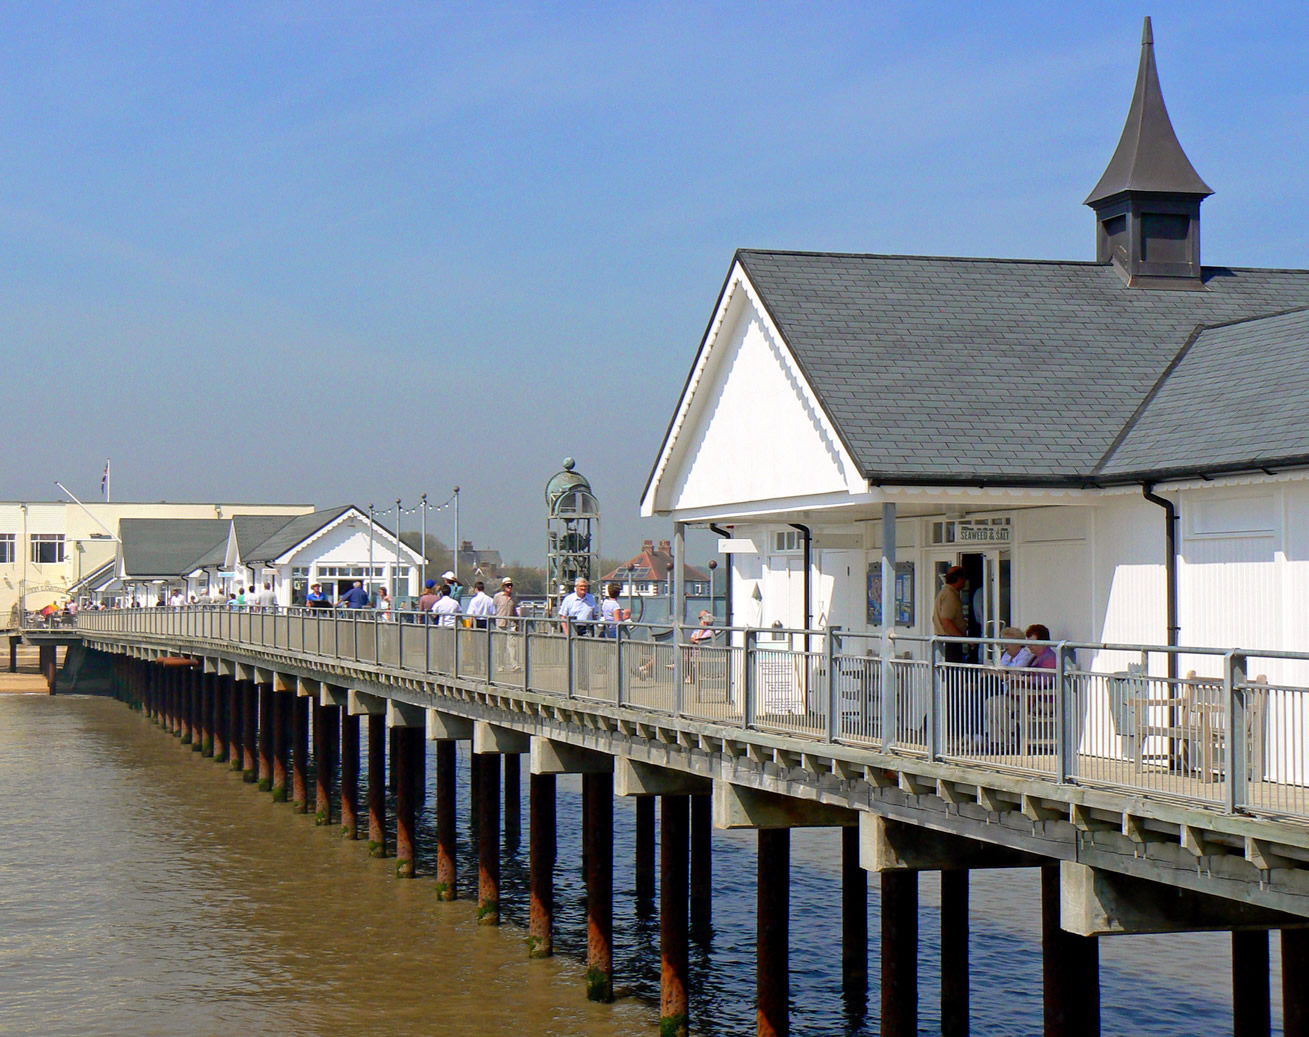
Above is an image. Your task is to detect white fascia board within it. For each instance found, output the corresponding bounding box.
[273,506,425,567]
[666,489,887,525]
[640,262,864,518]
[876,484,1104,508]
[1107,468,1309,494]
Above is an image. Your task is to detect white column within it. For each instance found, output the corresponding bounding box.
[880,502,897,751]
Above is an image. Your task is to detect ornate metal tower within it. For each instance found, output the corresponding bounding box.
[545,457,600,613]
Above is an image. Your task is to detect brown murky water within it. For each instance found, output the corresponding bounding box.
[0,693,1282,1036]
[0,695,646,1037]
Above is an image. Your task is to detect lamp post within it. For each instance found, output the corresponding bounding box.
[452,486,461,582]
[420,492,428,593]
[368,504,375,603]
[394,497,403,601]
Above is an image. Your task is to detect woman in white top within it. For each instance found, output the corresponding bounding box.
[375,587,392,620]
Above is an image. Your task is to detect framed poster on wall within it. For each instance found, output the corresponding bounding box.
[867,561,915,627]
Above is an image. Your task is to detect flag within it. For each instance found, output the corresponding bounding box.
[101,460,109,498]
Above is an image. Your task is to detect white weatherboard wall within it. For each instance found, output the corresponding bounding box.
[285,518,419,602]
[655,286,862,515]
[1014,507,1092,648]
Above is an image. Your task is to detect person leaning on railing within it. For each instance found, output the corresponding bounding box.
[558,577,598,636]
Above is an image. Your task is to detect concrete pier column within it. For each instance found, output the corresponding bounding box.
[503,753,521,849]
[1233,931,1271,1037]
[241,681,258,782]
[691,792,713,929]
[39,644,56,695]
[757,828,790,1037]
[395,728,417,879]
[314,700,339,826]
[584,770,614,1002]
[881,871,918,1037]
[292,694,309,813]
[940,870,969,1037]
[8,635,17,674]
[210,674,225,761]
[635,796,656,905]
[340,711,360,839]
[271,691,289,802]
[435,740,457,900]
[200,671,215,757]
[367,713,387,857]
[223,676,239,768]
[478,752,501,923]
[1041,865,1099,1037]
[841,826,868,1002]
[661,794,690,1037]
[1283,929,1309,1037]
[258,684,274,791]
[528,772,555,955]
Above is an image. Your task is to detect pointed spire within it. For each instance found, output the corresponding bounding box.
[1085,16,1212,205]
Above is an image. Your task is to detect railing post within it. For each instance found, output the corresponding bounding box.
[453,618,461,678]
[486,620,494,684]
[880,639,897,754]
[1057,642,1076,783]
[523,618,530,693]
[1226,651,1248,814]
[743,628,756,729]
[616,624,625,707]
[374,612,380,667]
[424,614,432,674]
[928,638,941,761]
[825,628,838,743]
[565,621,574,698]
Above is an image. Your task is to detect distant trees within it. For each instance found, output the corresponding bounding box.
[400,531,546,594]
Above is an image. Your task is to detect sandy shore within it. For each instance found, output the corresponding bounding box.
[0,643,64,694]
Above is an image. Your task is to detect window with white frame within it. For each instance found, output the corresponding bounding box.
[30,533,65,564]
[773,530,800,553]
[0,534,13,564]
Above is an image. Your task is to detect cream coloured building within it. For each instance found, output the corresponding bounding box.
[0,500,313,624]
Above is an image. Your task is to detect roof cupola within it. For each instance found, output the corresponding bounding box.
[1086,17,1213,289]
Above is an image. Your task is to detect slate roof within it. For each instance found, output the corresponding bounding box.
[733,251,1309,485]
[241,506,354,564]
[1100,307,1309,479]
[119,519,231,578]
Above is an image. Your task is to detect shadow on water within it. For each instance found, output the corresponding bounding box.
[0,696,1282,1036]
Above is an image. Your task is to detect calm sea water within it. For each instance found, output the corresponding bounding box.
[0,695,1281,1036]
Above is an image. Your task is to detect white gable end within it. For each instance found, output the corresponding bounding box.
[648,272,862,517]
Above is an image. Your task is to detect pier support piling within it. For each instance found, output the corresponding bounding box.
[1042,864,1100,1037]
[367,713,386,857]
[314,700,338,826]
[841,826,868,1003]
[395,728,417,878]
[635,795,656,905]
[39,644,56,694]
[584,770,614,1002]
[292,694,309,813]
[504,752,521,849]
[223,675,239,768]
[258,684,274,791]
[1283,928,1309,1037]
[528,771,555,955]
[271,690,288,802]
[200,671,214,757]
[691,792,713,930]
[210,674,225,761]
[757,828,790,1037]
[478,752,501,923]
[436,740,457,900]
[940,870,969,1037]
[881,871,918,1037]
[241,681,258,782]
[340,711,359,839]
[8,636,16,674]
[661,794,689,1037]
[1233,930,1271,1037]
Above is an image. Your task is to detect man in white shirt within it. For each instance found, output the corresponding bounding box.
[432,584,461,627]
[464,580,496,628]
[255,582,277,609]
[558,577,598,635]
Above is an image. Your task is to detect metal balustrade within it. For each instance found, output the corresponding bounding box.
[75,606,1309,823]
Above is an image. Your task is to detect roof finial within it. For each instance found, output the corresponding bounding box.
[1142,15,1153,46]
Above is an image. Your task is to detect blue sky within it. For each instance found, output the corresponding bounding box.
[2,2,1307,562]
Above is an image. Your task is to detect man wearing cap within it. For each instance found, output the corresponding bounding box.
[933,565,967,664]
[493,576,521,668]
[418,579,440,613]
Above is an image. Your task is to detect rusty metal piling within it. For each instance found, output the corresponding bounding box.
[660,794,689,1037]
[435,740,457,899]
[528,771,555,956]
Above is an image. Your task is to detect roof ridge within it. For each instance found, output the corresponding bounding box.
[1189,303,1309,332]
[737,249,1102,267]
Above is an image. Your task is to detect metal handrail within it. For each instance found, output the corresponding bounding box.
[74,606,1309,821]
